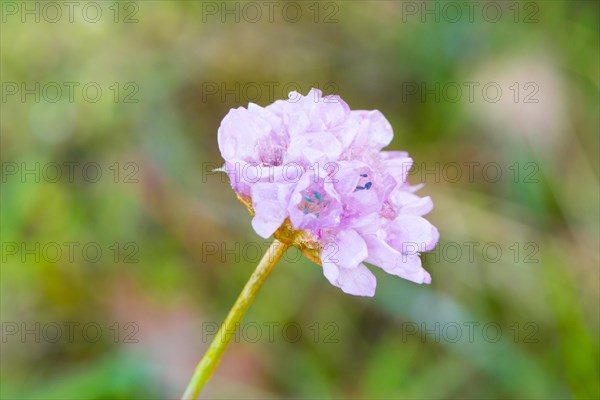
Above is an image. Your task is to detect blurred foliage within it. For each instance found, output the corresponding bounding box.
[1,1,599,399]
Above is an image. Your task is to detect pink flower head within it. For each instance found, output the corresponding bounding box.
[218,89,439,297]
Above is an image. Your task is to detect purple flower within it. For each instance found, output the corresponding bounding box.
[217,89,439,297]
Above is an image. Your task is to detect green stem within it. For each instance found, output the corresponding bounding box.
[182,239,289,399]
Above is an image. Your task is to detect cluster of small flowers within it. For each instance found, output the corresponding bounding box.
[218,89,438,296]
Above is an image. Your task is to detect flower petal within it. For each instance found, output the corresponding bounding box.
[325,229,368,269]
[363,233,432,284]
[337,264,377,296]
[379,152,413,185]
[217,107,273,161]
[388,215,440,252]
[250,182,295,238]
[319,230,373,295]
[287,131,342,165]
[347,110,394,152]
[390,192,434,216]
[322,262,377,297]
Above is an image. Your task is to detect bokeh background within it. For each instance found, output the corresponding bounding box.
[1,1,599,399]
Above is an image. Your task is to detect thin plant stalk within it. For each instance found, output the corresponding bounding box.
[181,239,289,399]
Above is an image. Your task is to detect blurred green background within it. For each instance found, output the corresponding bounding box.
[1,1,599,399]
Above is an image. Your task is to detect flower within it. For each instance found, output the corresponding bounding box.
[217,89,439,297]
